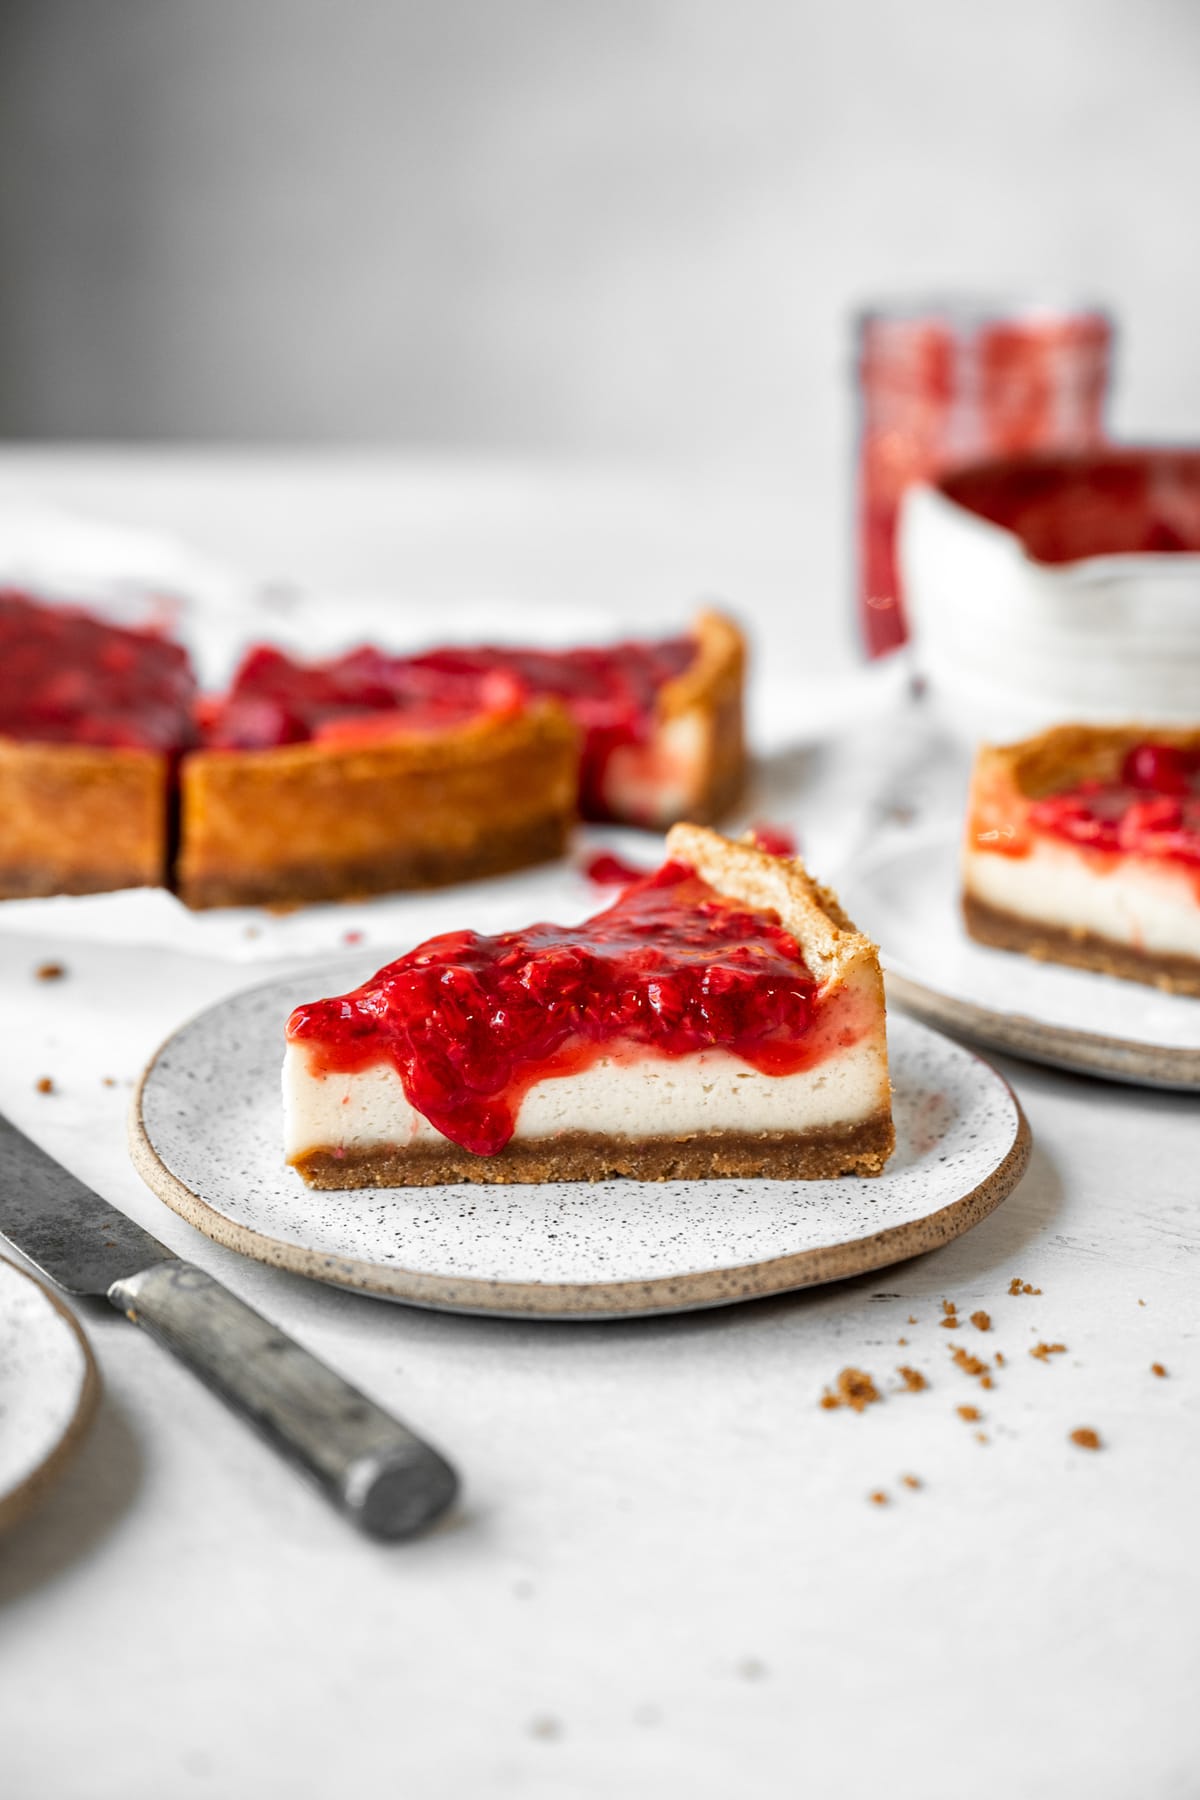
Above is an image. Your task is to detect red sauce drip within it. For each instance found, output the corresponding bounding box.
[582,851,652,887]
[1029,743,1200,867]
[0,591,197,751]
[747,823,798,858]
[202,634,696,816]
[288,861,831,1156]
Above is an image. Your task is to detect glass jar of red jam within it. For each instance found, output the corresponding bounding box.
[855,302,1113,657]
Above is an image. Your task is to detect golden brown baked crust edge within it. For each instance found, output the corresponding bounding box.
[177,700,580,908]
[0,738,168,898]
[972,722,1200,801]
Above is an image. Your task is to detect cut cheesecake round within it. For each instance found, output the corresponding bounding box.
[962,724,1200,995]
[283,824,895,1186]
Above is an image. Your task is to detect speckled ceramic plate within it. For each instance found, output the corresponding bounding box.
[0,1255,101,1531]
[129,957,1030,1319]
[839,831,1200,1090]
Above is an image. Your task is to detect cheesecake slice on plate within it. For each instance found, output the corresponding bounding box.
[284,825,895,1186]
[962,724,1200,996]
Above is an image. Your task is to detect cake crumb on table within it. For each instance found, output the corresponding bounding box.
[868,1490,889,1506]
[1151,1363,1167,1378]
[971,1310,991,1332]
[995,1352,1006,1367]
[35,961,66,981]
[950,1345,990,1380]
[1030,1342,1067,1362]
[1009,1277,1042,1296]
[35,1076,54,1095]
[528,1715,562,1742]
[900,1474,922,1490]
[957,1404,981,1422]
[820,1368,881,1412]
[897,1336,908,1346]
[907,1315,918,1325]
[975,1432,989,1445]
[896,1366,927,1393]
[1070,1428,1102,1451]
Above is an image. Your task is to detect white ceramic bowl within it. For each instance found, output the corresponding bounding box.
[899,449,1200,745]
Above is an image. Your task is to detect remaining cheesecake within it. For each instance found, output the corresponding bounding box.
[181,610,745,908]
[962,725,1200,996]
[283,824,895,1186]
[0,591,746,909]
[0,590,196,898]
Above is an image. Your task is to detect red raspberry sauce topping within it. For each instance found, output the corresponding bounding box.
[0,591,197,751]
[1029,743,1200,867]
[202,634,696,816]
[288,861,832,1156]
[582,851,652,887]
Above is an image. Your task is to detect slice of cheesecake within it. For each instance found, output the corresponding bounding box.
[962,724,1200,996]
[283,824,895,1186]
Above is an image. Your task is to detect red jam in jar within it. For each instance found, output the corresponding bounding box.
[855,303,1112,656]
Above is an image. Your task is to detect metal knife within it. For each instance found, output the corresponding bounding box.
[0,1111,458,1540]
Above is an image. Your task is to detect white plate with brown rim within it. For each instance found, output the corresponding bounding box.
[129,956,1031,1320]
[0,1255,101,1532]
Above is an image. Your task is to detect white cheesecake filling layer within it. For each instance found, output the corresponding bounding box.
[965,838,1200,958]
[283,1033,890,1160]
[601,712,706,827]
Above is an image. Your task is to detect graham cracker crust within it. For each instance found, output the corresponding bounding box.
[292,1112,896,1188]
[963,892,1200,998]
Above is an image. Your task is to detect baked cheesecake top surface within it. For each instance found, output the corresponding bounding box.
[0,590,197,751]
[201,631,696,806]
[287,857,844,1156]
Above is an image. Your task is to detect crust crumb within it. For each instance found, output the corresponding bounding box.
[868,1490,889,1506]
[900,1474,922,1491]
[1030,1342,1067,1362]
[1070,1428,1102,1451]
[957,1404,981,1422]
[896,1366,927,1393]
[1151,1363,1167,1378]
[1009,1277,1042,1296]
[35,1076,54,1094]
[35,961,66,981]
[950,1345,990,1380]
[821,1367,880,1412]
[971,1310,991,1332]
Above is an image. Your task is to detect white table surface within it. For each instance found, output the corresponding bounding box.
[0,451,1197,1800]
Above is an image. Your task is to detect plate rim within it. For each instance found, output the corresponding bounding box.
[0,1255,102,1533]
[128,991,1032,1320]
[848,828,1200,1092]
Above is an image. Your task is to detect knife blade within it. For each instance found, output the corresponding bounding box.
[0,1111,458,1540]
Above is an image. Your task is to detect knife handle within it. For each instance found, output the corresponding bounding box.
[107,1261,458,1540]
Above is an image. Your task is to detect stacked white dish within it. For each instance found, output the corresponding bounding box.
[900,449,1200,745]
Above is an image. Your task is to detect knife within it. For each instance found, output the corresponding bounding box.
[0,1111,458,1540]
